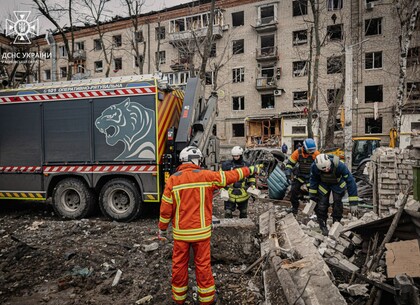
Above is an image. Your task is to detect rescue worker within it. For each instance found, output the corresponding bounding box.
[284,138,320,215]
[221,146,256,218]
[309,153,359,236]
[158,146,262,305]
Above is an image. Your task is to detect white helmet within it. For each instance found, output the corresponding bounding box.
[315,154,332,171]
[179,146,203,165]
[231,146,243,156]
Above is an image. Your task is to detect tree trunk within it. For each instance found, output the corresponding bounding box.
[394,0,419,146]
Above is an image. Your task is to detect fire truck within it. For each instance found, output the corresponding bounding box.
[0,75,218,221]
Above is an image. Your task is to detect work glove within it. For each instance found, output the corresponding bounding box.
[157,229,167,240]
[249,164,263,175]
[349,205,359,217]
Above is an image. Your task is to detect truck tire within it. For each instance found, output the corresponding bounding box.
[52,178,96,219]
[99,178,142,222]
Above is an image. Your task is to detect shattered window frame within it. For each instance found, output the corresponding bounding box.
[232,123,245,137]
[365,117,383,134]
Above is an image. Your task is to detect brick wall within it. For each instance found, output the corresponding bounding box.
[370,142,420,216]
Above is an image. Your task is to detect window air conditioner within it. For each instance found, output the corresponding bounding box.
[366,2,374,10]
[274,89,282,96]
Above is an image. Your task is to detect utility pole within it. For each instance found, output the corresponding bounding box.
[344,39,368,172]
[344,45,353,171]
[45,30,57,82]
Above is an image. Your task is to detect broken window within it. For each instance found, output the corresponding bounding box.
[210,43,217,57]
[60,67,67,78]
[205,71,214,85]
[135,31,144,42]
[407,47,420,67]
[365,18,382,36]
[94,39,102,51]
[156,51,166,64]
[58,45,67,57]
[233,39,244,54]
[327,56,343,74]
[94,60,103,72]
[327,88,342,104]
[293,91,308,106]
[44,69,51,80]
[327,24,343,41]
[292,126,306,134]
[259,4,275,25]
[407,82,420,100]
[112,35,122,47]
[293,61,308,77]
[232,96,245,110]
[292,0,308,17]
[365,85,383,103]
[327,0,343,11]
[261,66,275,78]
[75,41,85,50]
[365,117,382,134]
[261,93,275,109]
[155,26,166,40]
[232,123,245,137]
[232,67,245,83]
[293,30,307,45]
[134,55,144,67]
[114,58,122,70]
[232,11,244,27]
[365,51,383,69]
[259,34,275,57]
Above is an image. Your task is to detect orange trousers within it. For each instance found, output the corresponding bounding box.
[171,238,216,305]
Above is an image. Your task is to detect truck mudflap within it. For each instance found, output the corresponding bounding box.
[267,164,290,200]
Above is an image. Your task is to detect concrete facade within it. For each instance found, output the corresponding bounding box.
[1,0,419,157]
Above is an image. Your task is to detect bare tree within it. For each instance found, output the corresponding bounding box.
[33,0,76,80]
[123,0,146,75]
[394,0,419,145]
[80,0,114,77]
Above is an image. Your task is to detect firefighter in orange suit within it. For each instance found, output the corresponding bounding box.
[158,146,262,305]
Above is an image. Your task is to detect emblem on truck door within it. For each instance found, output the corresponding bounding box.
[95,98,155,160]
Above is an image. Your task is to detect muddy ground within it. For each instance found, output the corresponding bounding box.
[0,197,280,305]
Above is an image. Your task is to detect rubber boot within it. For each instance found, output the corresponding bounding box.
[239,210,247,218]
[318,219,329,236]
[224,209,233,218]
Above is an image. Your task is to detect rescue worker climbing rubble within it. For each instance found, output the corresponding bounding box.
[309,153,359,236]
[221,146,256,218]
[284,138,320,215]
[158,146,263,305]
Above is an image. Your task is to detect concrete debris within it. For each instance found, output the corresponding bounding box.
[135,295,153,304]
[140,242,159,252]
[338,283,369,296]
[112,269,122,286]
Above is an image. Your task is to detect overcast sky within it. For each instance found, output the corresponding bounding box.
[0,0,191,33]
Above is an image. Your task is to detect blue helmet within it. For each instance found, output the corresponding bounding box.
[303,138,317,154]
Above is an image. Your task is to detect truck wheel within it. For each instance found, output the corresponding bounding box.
[52,178,96,219]
[99,178,142,222]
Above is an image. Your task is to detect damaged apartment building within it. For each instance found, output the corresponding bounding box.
[1,0,419,158]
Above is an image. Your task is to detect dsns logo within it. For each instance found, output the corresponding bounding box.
[6,11,39,44]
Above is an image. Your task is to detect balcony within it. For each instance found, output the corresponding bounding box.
[256,77,277,90]
[169,59,190,71]
[73,50,86,60]
[169,25,223,44]
[254,16,278,33]
[256,46,278,61]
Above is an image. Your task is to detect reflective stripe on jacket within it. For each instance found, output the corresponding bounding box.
[221,158,255,203]
[159,163,251,241]
[286,148,320,179]
[308,157,358,204]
